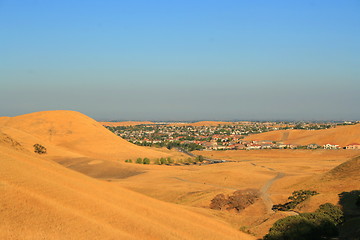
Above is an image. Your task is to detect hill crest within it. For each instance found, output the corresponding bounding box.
[0,110,169,160]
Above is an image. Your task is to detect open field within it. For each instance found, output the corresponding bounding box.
[116,149,359,237]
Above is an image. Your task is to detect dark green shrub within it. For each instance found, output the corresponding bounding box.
[166,157,173,164]
[264,203,342,240]
[264,214,337,240]
[136,158,143,164]
[196,155,205,162]
[272,190,318,211]
[33,144,47,154]
[316,203,343,224]
[143,158,150,164]
[159,157,166,165]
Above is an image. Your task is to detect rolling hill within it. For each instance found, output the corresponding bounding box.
[0,130,253,240]
[0,110,169,161]
[0,111,254,239]
[243,124,360,147]
[325,155,360,180]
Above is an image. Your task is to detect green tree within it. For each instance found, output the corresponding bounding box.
[196,155,205,162]
[136,158,143,164]
[166,157,173,164]
[160,157,166,165]
[316,203,343,225]
[143,158,150,164]
[264,203,342,240]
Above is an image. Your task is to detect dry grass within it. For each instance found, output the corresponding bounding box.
[0,110,171,161]
[122,149,359,237]
[2,110,359,239]
[0,115,255,239]
[243,124,360,147]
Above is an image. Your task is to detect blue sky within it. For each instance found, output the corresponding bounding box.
[1,0,359,120]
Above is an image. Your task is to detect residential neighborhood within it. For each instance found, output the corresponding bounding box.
[104,121,359,152]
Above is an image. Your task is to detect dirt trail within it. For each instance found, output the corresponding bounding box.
[171,160,285,214]
[281,131,290,141]
[249,162,286,213]
[260,172,285,214]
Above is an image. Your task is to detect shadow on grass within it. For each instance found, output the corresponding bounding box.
[338,190,360,240]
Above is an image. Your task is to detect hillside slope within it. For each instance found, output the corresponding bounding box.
[0,110,169,160]
[244,124,360,147]
[0,130,253,240]
[322,155,360,182]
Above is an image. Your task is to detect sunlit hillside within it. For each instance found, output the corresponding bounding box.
[0,112,254,240]
[243,124,360,147]
[0,111,170,161]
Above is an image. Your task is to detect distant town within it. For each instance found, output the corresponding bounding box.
[104,121,360,152]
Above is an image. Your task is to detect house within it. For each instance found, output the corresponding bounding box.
[228,143,246,150]
[345,143,360,150]
[215,145,228,150]
[307,144,320,149]
[323,143,340,150]
[260,144,273,149]
[277,143,297,149]
[246,144,262,150]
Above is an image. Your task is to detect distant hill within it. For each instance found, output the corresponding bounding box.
[0,110,168,161]
[0,128,253,240]
[243,124,360,147]
[168,121,235,126]
[100,121,156,126]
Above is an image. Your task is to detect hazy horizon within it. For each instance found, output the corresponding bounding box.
[1,1,359,121]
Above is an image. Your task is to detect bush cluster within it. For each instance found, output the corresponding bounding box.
[124,156,202,166]
[33,144,47,154]
[210,189,260,212]
[154,157,173,165]
[134,158,150,164]
[272,190,318,211]
[264,203,343,240]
